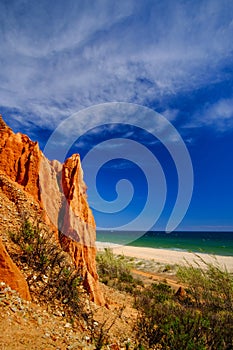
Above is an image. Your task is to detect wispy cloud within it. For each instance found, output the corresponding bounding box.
[0,0,233,132]
[201,98,233,130]
[185,97,233,132]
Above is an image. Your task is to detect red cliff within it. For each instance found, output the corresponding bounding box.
[0,116,41,201]
[0,115,104,305]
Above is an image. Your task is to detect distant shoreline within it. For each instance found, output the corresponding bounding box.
[96,241,233,272]
[96,230,233,257]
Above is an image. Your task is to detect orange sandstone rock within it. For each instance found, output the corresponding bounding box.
[59,154,104,305]
[0,115,104,304]
[0,115,41,201]
[0,237,31,300]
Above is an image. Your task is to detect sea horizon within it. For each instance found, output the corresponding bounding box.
[96,230,233,257]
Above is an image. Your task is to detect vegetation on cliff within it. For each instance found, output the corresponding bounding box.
[0,114,103,305]
[1,220,233,349]
[9,218,83,319]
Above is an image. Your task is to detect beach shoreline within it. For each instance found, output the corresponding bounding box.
[96,241,233,272]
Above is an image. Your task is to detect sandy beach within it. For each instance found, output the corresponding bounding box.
[96,242,233,272]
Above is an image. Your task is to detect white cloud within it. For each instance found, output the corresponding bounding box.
[0,0,233,131]
[162,109,179,122]
[199,98,233,131]
[182,95,233,132]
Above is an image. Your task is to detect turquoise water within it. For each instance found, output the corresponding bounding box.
[97,230,233,256]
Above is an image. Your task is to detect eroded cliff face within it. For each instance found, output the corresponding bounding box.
[0,117,41,201]
[0,115,104,305]
[59,155,102,304]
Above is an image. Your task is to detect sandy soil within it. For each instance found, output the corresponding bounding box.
[0,282,136,350]
[96,242,233,272]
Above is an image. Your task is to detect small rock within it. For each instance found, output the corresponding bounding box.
[54,310,63,317]
[175,286,186,299]
[10,306,17,313]
[37,316,42,325]
[64,322,72,328]
[50,335,57,341]
[109,344,120,350]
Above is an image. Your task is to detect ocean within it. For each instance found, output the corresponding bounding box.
[96,230,233,256]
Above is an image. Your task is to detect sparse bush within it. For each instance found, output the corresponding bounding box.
[135,302,209,349]
[86,302,125,350]
[9,218,83,318]
[177,256,233,311]
[10,222,138,348]
[96,248,143,292]
[134,258,233,350]
[96,248,132,279]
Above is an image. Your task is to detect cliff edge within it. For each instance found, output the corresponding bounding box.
[0,115,104,305]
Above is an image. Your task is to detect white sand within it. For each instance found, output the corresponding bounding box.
[96,242,233,272]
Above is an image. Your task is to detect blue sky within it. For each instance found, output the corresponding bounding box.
[1,0,233,231]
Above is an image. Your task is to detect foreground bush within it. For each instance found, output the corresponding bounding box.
[135,259,233,350]
[177,256,233,311]
[96,248,143,292]
[10,221,130,348]
[10,219,83,317]
[96,248,132,279]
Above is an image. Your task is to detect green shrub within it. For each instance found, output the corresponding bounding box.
[134,259,233,350]
[96,248,132,279]
[177,257,233,311]
[9,218,83,318]
[135,303,209,349]
[96,248,143,293]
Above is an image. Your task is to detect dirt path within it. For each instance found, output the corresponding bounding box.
[131,269,182,290]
